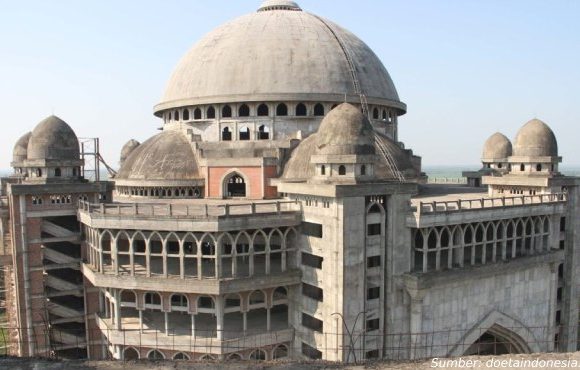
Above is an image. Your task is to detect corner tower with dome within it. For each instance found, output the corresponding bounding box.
[1,0,580,364]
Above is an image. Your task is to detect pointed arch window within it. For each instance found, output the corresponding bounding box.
[314,103,325,116]
[257,104,269,116]
[222,105,232,118]
[239,104,250,117]
[276,103,288,116]
[296,103,307,116]
[207,106,216,119]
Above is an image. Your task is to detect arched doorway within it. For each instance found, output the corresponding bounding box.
[226,174,246,197]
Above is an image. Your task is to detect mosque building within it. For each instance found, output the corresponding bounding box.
[0,0,578,362]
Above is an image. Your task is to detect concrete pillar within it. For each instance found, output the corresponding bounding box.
[162,240,168,278]
[216,297,224,340]
[139,310,143,334]
[114,291,122,330]
[145,240,151,277]
[404,285,426,360]
[129,240,135,276]
[197,243,202,280]
[215,241,221,279]
[191,314,196,336]
[243,312,247,333]
[560,183,580,351]
[179,243,185,279]
[164,312,169,335]
[267,308,271,332]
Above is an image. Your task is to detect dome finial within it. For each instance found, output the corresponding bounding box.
[258,0,301,12]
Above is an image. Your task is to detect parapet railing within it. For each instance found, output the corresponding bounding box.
[426,177,467,184]
[78,199,302,219]
[416,192,567,215]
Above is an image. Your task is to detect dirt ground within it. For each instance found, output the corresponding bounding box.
[1,352,580,370]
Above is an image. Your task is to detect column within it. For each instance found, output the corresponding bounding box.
[145,240,151,277]
[243,312,247,333]
[162,240,168,278]
[164,312,169,335]
[114,291,122,330]
[139,310,144,334]
[191,314,196,336]
[216,297,224,340]
[266,308,271,332]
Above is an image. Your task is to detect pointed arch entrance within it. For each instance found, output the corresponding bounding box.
[448,311,538,357]
[223,172,247,198]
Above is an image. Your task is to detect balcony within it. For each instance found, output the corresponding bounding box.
[78,199,302,232]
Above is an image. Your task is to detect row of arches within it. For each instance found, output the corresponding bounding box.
[413,215,553,273]
[100,287,290,340]
[221,124,270,141]
[116,186,203,199]
[85,227,298,279]
[122,344,289,361]
[164,102,329,123]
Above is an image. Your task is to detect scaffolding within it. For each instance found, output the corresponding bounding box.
[79,138,117,182]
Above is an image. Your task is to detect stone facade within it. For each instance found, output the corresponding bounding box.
[0,0,578,364]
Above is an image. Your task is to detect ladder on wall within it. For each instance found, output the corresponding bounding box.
[314,15,405,182]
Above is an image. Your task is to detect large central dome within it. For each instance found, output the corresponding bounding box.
[154,1,405,115]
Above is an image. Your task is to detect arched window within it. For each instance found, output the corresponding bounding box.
[361,165,366,175]
[123,347,139,360]
[314,103,325,116]
[173,352,189,360]
[183,109,190,120]
[498,163,503,169]
[520,164,525,172]
[54,168,61,177]
[276,103,288,116]
[250,349,266,360]
[222,105,232,118]
[373,108,379,119]
[226,174,246,197]
[239,104,250,117]
[338,165,346,175]
[144,292,161,306]
[174,110,180,121]
[321,165,326,175]
[296,103,307,116]
[207,106,216,119]
[257,104,269,116]
[239,126,250,141]
[72,167,78,176]
[194,108,202,120]
[147,350,165,360]
[222,127,232,141]
[536,164,542,171]
[170,294,188,311]
[382,109,387,120]
[258,125,269,140]
[36,168,42,177]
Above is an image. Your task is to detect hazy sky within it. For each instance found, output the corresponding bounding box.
[1,0,579,169]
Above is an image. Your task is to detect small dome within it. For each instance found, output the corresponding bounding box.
[282,104,419,181]
[120,139,141,165]
[12,132,32,164]
[258,0,301,11]
[513,119,558,157]
[482,132,512,161]
[27,116,80,161]
[316,103,375,155]
[116,130,201,181]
